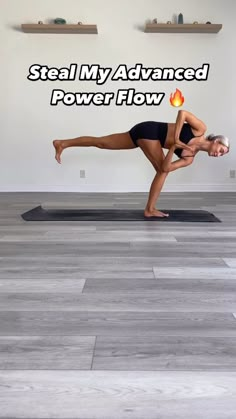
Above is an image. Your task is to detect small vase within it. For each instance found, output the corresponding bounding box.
[54,18,66,25]
[178,13,183,24]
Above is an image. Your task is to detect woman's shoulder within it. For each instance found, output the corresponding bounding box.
[191,127,205,137]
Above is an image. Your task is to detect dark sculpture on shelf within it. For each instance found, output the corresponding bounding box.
[178,13,183,24]
[54,18,67,24]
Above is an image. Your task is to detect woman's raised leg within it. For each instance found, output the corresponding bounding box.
[53,132,135,163]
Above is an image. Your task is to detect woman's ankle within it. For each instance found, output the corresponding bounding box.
[60,140,67,149]
[145,205,155,212]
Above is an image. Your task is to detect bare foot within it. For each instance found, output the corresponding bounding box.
[53,140,64,164]
[144,209,169,218]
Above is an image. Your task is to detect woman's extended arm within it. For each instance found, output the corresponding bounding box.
[161,145,194,173]
[161,146,176,172]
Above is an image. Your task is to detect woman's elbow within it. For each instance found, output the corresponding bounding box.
[202,123,207,133]
[178,109,185,117]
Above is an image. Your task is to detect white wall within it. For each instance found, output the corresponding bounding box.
[1,0,235,192]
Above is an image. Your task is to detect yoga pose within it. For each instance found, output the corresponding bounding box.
[53,110,230,218]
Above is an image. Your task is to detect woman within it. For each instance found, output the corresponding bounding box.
[53,110,230,218]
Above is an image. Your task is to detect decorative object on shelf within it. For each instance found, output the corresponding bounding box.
[167,21,172,24]
[77,22,83,25]
[178,13,184,24]
[193,21,199,24]
[152,18,157,24]
[206,21,211,24]
[38,21,44,25]
[54,18,67,24]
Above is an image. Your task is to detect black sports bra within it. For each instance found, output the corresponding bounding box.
[174,123,195,158]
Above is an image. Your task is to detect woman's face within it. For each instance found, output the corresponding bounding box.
[209,141,229,157]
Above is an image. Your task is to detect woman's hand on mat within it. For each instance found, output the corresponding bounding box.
[144,208,169,218]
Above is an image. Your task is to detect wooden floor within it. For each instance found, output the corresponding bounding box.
[1,191,236,419]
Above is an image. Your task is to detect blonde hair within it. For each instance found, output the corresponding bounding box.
[207,134,230,150]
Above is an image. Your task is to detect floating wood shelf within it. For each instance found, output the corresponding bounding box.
[145,23,222,33]
[21,24,98,34]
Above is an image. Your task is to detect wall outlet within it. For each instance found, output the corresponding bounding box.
[229,170,236,179]
[80,170,85,178]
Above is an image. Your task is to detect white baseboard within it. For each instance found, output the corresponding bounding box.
[0,183,236,192]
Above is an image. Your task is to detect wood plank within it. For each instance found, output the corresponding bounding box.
[0,241,235,257]
[94,336,236,370]
[0,371,236,418]
[0,311,235,336]
[1,290,236,311]
[21,24,98,34]
[145,23,222,33]
[153,267,236,279]
[0,336,95,369]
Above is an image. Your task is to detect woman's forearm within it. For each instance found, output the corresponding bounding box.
[161,146,176,172]
[174,110,185,142]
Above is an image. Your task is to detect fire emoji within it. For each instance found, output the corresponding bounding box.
[170,89,185,107]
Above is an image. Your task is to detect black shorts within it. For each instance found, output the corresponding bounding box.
[129,121,168,147]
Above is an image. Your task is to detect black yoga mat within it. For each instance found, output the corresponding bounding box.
[21,205,221,222]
